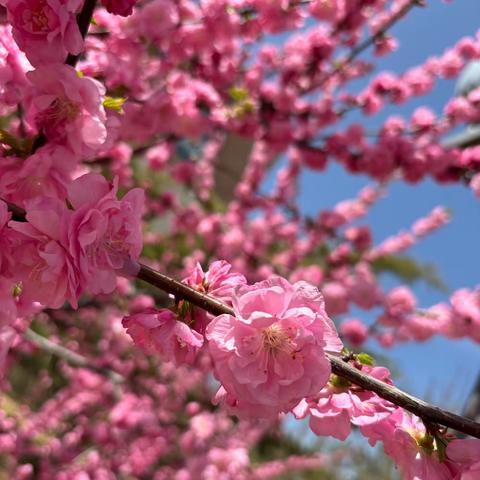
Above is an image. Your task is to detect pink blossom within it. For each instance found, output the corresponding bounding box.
[289,265,323,286]
[202,447,250,480]
[322,282,349,316]
[471,173,480,198]
[340,318,368,346]
[447,438,480,479]
[101,0,137,17]
[129,0,178,40]
[0,144,77,207]
[5,0,83,66]
[448,289,480,341]
[66,173,144,295]
[25,64,107,155]
[0,201,14,277]
[308,0,345,22]
[146,142,173,171]
[184,260,246,305]
[411,107,436,132]
[122,308,204,365]
[9,196,80,308]
[183,260,247,333]
[0,279,17,328]
[347,263,382,310]
[294,367,395,441]
[0,325,16,376]
[206,277,343,418]
[385,286,416,317]
[412,207,450,238]
[0,25,30,109]
[362,409,457,479]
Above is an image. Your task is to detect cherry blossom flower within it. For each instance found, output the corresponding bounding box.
[25,64,107,155]
[206,277,343,418]
[9,196,80,308]
[66,173,144,295]
[447,438,480,479]
[4,0,83,66]
[122,308,204,365]
[102,0,137,17]
[294,366,395,441]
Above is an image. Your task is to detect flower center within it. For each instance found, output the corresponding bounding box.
[23,1,55,33]
[262,324,293,354]
[41,97,81,127]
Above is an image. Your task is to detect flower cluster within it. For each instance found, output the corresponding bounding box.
[1,0,480,478]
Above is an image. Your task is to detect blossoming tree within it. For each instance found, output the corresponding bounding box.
[0,0,479,478]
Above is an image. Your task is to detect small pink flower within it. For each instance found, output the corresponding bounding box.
[183,260,246,333]
[5,0,83,66]
[362,409,457,479]
[184,260,246,305]
[0,144,77,207]
[294,366,395,441]
[66,173,144,295]
[0,325,16,376]
[206,277,343,418]
[322,282,349,316]
[0,25,30,109]
[122,308,204,365]
[0,201,14,277]
[340,318,368,347]
[412,207,450,238]
[101,0,137,17]
[25,64,107,155]
[447,438,480,479]
[385,286,416,317]
[411,107,436,132]
[9,196,81,308]
[0,279,17,328]
[471,173,480,198]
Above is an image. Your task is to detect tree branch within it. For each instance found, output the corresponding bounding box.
[136,262,480,439]
[24,328,124,384]
[66,0,98,67]
[4,202,480,438]
[315,0,421,90]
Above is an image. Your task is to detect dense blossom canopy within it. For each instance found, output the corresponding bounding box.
[0,0,479,478]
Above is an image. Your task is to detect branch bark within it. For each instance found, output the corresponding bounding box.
[137,262,480,439]
[4,203,480,438]
[24,328,124,384]
[66,0,98,67]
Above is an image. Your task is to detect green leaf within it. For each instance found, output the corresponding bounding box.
[103,96,126,112]
[435,434,449,462]
[341,346,350,356]
[371,254,447,292]
[357,352,375,366]
[0,128,22,151]
[229,86,249,102]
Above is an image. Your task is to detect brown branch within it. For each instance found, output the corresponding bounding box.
[66,0,98,67]
[3,199,26,221]
[24,328,124,384]
[137,262,480,439]
[4,201,480,438]
[313,0,422,90]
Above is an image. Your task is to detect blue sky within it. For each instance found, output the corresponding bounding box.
[264,0,480,411]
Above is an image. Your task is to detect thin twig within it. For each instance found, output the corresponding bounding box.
[137,262,480,439]
[4,202,480,438]
[66,0,98,67]
[24,329,124,384]
[311,0,421,91]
